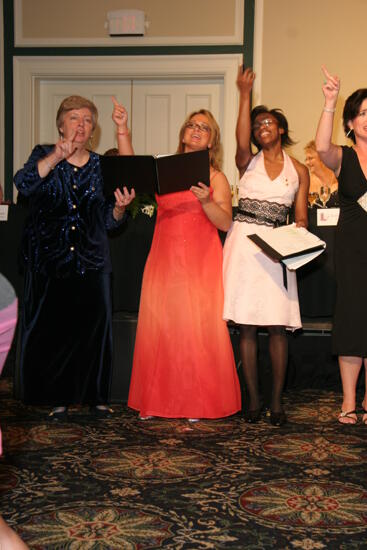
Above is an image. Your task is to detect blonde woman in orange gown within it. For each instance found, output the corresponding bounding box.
[113,103,241,420]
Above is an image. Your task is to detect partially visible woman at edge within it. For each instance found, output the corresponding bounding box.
[113,99,241,421]
[315,66,367,425]
[0,275,27,548]
[14,95,135,420]
[223,67,309,426]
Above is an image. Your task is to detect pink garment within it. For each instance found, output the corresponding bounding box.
[0,298,18,455]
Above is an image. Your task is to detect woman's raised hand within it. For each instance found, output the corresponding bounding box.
[321,65,340,105]
[112,96,129,132]
[54,129,77,162]
[113,186,136,220]
[236,66,255,95]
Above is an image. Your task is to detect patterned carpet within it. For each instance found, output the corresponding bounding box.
[1,378,367,549]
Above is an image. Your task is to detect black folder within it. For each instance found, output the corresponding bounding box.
[248,233,325,264]
[248,225,326,289]
[100,149,210,197]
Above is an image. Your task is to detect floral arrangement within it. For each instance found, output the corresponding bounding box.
[127,193,157,219]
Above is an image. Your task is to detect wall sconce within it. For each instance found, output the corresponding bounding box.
[106,9,146,36]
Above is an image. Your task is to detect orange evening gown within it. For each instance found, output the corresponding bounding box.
[128,186,241,419]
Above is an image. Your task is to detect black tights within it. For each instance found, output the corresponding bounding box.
[239,325,288,413]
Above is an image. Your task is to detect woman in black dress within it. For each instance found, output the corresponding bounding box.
[316,66,367,425]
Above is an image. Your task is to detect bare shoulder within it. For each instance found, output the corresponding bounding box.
[210,169,230,189]
[289,156,308,179]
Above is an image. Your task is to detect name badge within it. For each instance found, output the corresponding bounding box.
[0,204,9,221]
[317,207,340,226]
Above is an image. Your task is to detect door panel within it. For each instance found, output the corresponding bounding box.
[131,79,223,156]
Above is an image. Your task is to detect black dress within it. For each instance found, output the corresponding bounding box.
[332,146,367,356]
[14,145,125,405]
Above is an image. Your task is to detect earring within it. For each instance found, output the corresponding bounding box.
[346,128,353,138]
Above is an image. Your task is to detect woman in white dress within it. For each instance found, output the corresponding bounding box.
[223,68,309,425]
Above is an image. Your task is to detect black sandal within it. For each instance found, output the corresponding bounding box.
[270,410,287,426]
[243,409,261,423]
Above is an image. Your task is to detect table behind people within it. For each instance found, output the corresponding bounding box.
[297,208,337,322]
[2,201,337,322]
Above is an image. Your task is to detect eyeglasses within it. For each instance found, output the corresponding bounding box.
[185,121,211,133]
[252,118,275,131]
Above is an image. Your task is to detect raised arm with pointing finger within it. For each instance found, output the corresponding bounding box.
[111,96,134,155]
[315,65,342,173]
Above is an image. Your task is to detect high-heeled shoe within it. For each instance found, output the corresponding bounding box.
[48,407,68,421]
[270,410,287,426]
[361,402,367,425]
[91,405,114,418]
[243,409,261,423]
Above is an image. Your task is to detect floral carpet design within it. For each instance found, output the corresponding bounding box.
[1,380,367,549]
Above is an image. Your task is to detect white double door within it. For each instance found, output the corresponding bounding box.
[39,78,223,157]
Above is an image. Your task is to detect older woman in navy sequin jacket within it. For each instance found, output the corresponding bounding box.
[14,95,135,419]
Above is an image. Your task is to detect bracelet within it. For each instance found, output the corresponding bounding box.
[117,130,129,136]
[44,158,55,171]
[323,107,336,113]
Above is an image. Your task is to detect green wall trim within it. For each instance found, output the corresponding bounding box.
[244,0,255,67]
[13,45,244,56]
[3,0,14,201]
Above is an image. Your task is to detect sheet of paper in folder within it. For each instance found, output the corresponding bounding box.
[100,149,210,197]
[248,224,326,271]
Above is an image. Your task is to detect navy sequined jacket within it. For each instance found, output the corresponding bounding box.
[14,145,124,277]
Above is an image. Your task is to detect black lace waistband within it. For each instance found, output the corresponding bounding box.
[235,198,290,227]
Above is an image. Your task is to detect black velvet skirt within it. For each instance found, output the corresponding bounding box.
[18,271,113,406]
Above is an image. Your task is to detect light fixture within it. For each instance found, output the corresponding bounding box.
[106,9,146,36]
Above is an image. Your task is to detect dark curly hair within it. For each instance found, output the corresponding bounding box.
[250,105,295,150]
[342,88,367,144]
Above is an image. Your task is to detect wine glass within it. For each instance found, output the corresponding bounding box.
[308,192,319,208]
[319,186,331,208]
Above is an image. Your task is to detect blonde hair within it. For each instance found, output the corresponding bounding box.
[56,95,98,134]
[176,109,222,171]
[304,140,316,151]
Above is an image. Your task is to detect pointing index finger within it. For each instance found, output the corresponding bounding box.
[321,65,331,80]
[68,128,78,142]
[111,95,119,106]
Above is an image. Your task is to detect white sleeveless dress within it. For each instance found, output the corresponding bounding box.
[223,150,302,330]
